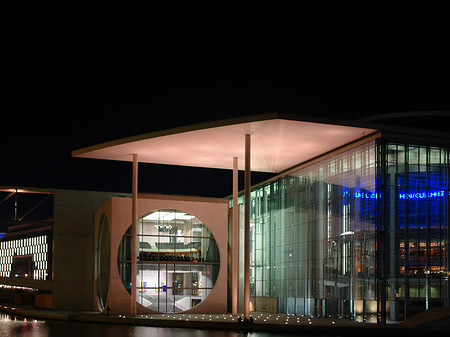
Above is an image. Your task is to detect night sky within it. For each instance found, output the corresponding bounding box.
[3,4,450,197]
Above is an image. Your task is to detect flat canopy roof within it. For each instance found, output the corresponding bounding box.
[72,114,377,173]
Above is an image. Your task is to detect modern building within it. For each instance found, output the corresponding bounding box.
[94,194,228,315]
[1,113,450,324]
[0,187,127,309]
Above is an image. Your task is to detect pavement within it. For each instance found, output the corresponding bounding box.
[0,303,449,335]
[400,307,450,328]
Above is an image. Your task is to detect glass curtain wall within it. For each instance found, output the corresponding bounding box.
[0,235,50,280]
[245,140,377,322]
[118,209,220,313]
[379,141,450,322]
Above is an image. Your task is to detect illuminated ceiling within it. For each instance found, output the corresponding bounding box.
[72,114,378,173]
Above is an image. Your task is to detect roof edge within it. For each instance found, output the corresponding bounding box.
[226,130,381,199]
[72,113,281,157]
[71,112,378,158]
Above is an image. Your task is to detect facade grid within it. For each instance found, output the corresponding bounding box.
[0,235,49,280]
[238,137,450,322]
[244,140,377,321]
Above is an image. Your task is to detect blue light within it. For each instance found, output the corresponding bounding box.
[351,190,449,200]
[354,192,379,199]
[397,172,448,229]
[399,190,448,199]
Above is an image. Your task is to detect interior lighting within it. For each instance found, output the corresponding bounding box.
[177,214,195,220]
[143,212,171,220]
[159,213,178,221]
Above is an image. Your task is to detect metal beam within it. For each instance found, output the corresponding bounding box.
[0,191,15,206]
[18,194,52,222]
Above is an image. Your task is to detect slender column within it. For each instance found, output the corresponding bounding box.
[244,134,251,319]
[14,189,18,221]
[131,154,138,316]
[232,157,239,315]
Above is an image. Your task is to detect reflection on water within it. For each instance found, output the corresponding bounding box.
[0,312,315,337]
[0,313,48,337]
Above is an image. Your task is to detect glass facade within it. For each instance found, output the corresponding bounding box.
[244,140,377,321]
[118,209,220,313]
[238,137,450,322]
[378,141,450,322]
[0,235,49,280]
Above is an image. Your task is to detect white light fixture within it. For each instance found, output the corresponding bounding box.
[143,211,198,221]
[160,213,178,221]
[143,211,171,220]
[340,231,354,236]
[177,214,195,220]
[154,224,172,230]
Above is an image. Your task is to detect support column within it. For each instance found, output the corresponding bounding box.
[244,134,251,319]
[232,157,239,315]
[131,154,138,316]
[14,189,18,222]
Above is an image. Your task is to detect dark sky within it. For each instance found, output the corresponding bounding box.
[3,4,450,197]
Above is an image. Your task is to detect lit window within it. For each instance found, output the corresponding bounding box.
[118,209,220,313]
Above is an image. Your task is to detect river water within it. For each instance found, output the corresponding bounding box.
[0,312,326,337]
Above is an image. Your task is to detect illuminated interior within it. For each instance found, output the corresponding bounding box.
[385,143,450,318]
[241,140,377,321]
[74,115,450,322]
[0,235,49,280]
[118,209,220,313]
[237,139,450,322]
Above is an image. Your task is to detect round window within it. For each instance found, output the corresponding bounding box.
[117,209,220,313]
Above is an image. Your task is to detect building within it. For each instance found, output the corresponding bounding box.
[1,113,449,324]
[0,188,127,309]
[94,194,228,315]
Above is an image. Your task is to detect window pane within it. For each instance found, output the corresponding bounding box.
[120,209,220,313]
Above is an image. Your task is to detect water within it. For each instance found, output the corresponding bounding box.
[0,312,326,337]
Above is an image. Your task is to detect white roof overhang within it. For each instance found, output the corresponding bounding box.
[72,114,378,173]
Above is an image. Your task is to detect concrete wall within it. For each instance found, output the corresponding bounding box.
[97,194,229,315]
[52,189,126,311]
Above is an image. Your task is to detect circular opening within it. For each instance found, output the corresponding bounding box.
[117,209,220,313]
